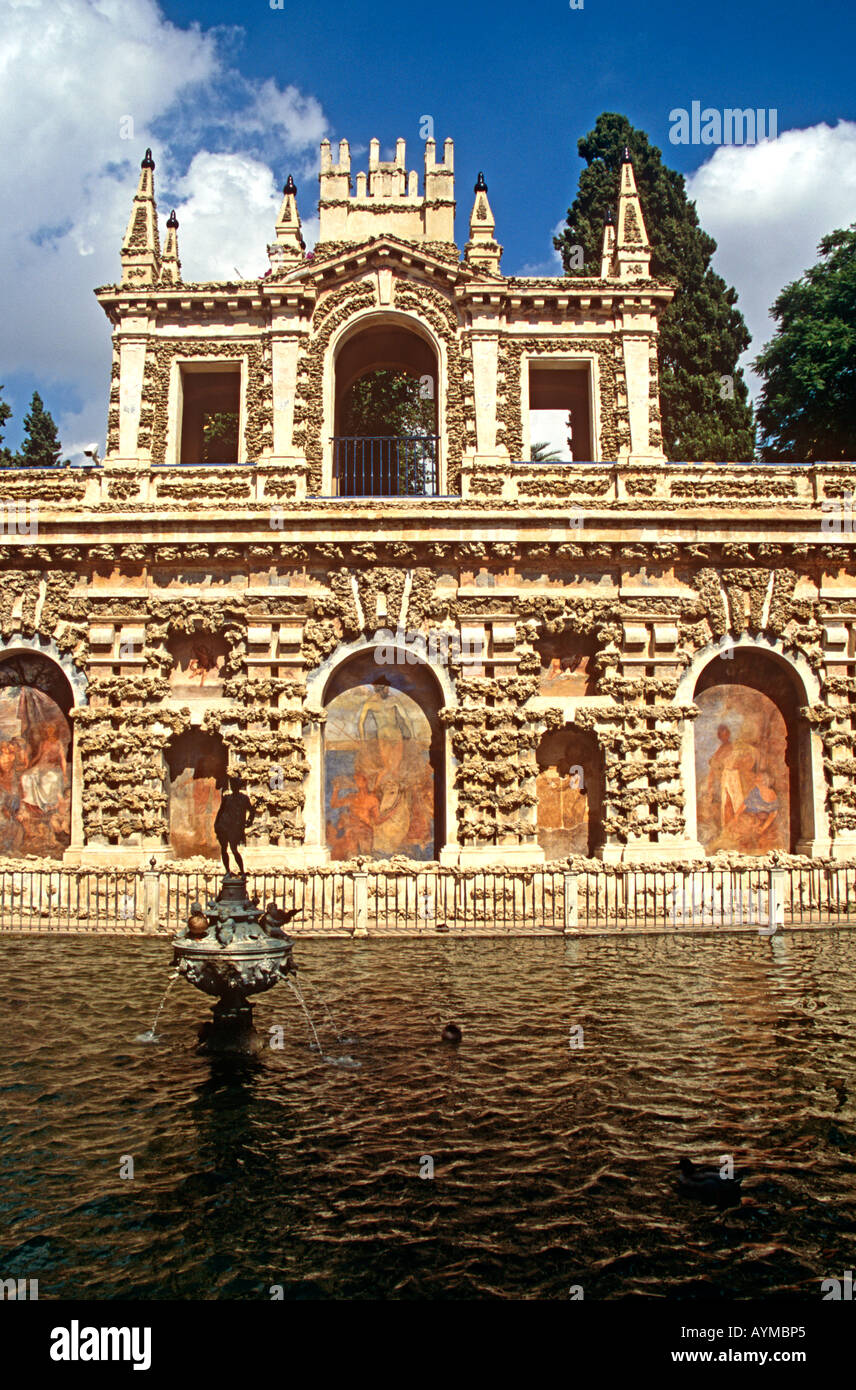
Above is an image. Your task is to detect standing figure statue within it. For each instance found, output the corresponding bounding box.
[214,774,255,877]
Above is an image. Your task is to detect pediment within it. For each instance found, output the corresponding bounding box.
[279,235,463,290]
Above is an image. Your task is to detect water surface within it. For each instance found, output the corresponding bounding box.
[2,931,855,1299]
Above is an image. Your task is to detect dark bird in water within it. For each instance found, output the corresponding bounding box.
[676,1157,745,1207]
[187,902,209,939]
[441,1023,462,1044]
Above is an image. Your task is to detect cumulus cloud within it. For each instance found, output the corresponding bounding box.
[173,153,319,283]
[686,121,856,393]
[0,0,328,457]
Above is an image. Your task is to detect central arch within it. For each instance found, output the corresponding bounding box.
[321,648,445,861]
[325,309,444,496]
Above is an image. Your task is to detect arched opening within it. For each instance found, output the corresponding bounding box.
[333,322,439,497]
[322,650,444,861]
[536,724,603,859]
[0,652,73,859]
[166,729,228,859]
[693,650,806,855]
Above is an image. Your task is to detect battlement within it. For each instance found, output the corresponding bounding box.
[318,136,456,246]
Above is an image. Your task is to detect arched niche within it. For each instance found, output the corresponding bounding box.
[536,724,603,859]
[165,729,228,859]
[328,312,442,497]
[0,651,74,860]
[322,650,444,861]
[536,630,598,697]
[693,649,807,855]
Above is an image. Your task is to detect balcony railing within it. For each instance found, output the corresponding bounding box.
[332,435,439,497]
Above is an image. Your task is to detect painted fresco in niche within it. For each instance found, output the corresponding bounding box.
[536,726,602,860]
[166,731,227,858]
[536,764,589,858]
[0,687,71,858]
[695,685,789,855]
[537,635,596,698]
[168,633,227,699]
[325,675,434,861]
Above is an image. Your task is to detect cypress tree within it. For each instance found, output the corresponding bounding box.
[554,113,756,461]
[0,386,14,466]
[754,223,856,461]
[19,391,63,468]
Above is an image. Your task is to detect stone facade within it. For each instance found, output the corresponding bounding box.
[0,138,853,870]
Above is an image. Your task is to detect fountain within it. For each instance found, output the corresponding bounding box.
[170,777,298,1052]
[172,875,297,1052]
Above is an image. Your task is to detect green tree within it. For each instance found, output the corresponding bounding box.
[554,113,755,461]
[530,439,563,462]
[19,391,63,467]
[754,223,856,461]
[341,369,436,438]
[202,410,239,463]
[0,385,15,467]
[339,370,437,495]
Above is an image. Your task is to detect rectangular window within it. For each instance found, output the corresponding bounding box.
[179,363,241,465]
[528,363,592,461]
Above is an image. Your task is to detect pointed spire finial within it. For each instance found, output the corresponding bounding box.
[465,172,501,273]
[160,208,181,284]
[604,207,614,225]
[621,146,632,164]
[121,149,161,285]
[270,173,305,272]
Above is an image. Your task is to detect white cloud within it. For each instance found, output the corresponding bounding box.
[173,153,318,283]
[686,121,856,395]
[0,0,328,457]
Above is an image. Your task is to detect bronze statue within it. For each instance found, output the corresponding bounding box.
[259,900,299,936]
[214,774,255,877]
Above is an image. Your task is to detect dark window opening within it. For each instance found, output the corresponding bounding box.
[179,367,241,465]
[529,364,592,462]
[333,326,438,496]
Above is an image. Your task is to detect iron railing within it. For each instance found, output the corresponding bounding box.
[332,435,439,497]
[1,864,856,935]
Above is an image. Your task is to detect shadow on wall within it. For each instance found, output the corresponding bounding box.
[536,724,603,859]
[166,729,228,859]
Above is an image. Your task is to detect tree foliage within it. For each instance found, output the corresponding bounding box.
[19,391,63,468]
[341,369,436,438]
[0,385,14,467]
[754,223,856,461]
[202,410,240,463]
[553,112,755,461]
[530,439,563,461]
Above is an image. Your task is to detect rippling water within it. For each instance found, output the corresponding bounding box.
[2,931,856,1300]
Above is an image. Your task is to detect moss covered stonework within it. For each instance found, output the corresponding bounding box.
[0,136,844,870]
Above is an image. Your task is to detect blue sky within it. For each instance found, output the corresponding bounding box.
[2,0,855,456]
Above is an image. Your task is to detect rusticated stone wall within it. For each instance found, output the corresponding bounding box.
[0,509,853,866]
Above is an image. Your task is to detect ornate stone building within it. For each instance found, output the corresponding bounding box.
[1,135,854,870]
